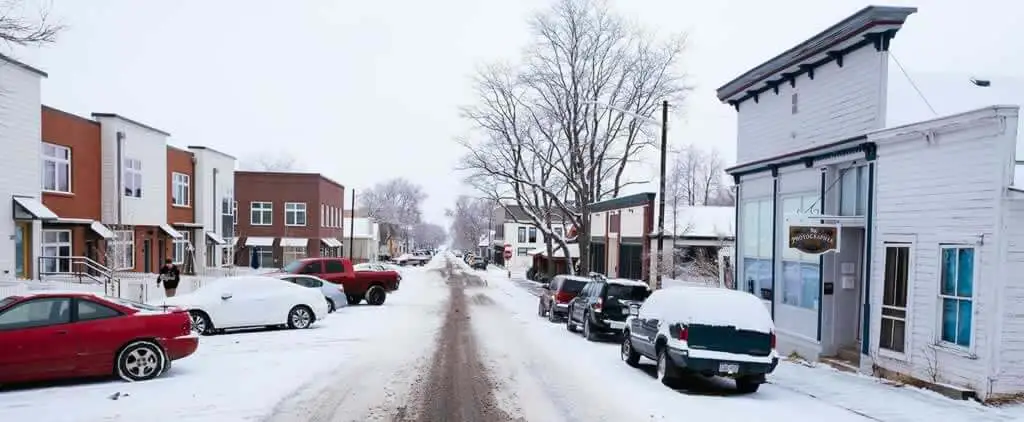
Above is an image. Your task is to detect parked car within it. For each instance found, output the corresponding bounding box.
[620,286,778,393]
[537,275,590,322]
[155,275,329,335]
[0,291,197,385]
[278,257,400,305]
[272,274,347,313]
[470,257,487,270]
[566,278,651,341]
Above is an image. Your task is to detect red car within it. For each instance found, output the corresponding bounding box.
[0,291,198,386]
[277,257,400,306]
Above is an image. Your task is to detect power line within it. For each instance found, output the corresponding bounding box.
[891,52,937,116]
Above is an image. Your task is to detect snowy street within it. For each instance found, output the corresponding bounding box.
[1,256,1022,422]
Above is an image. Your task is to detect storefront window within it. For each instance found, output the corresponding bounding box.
[839,165,867,216]
[741,199,773,297]
[781,194,821,310]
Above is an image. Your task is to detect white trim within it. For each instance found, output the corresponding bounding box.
[250,201,273,226]
[171,172,190,207]
[936,244,979,354]
[41,229,72,273]
[41,142,72,194]
[123,157,143,199]
[877,240,914,360]
[284,202,307,227]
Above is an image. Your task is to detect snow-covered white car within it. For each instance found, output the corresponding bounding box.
[620,286,778,393]
[153,275,330,335]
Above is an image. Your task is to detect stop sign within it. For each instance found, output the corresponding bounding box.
[503,244,513,259]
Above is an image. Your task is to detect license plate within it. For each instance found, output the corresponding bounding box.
[621,308,630,315]
[719,363,739,374]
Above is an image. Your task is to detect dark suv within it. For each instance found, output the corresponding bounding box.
[567,278,651,341]
[537,275,590,322]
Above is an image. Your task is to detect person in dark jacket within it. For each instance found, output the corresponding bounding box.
[158,259,181,297]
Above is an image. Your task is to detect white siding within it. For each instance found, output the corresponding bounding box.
[591,212,606,237]
[189,147,236,268]
[868,107,1018,397]
[0,60,44,279]
[997,196,1024,396]
[736,47,889,163]
[619,205,645,237]
[96,116,169,226]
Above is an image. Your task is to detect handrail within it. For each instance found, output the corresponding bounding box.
[37,255,114,285]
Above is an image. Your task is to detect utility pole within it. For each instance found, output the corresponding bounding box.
[349,189,356,261]
[655,100,669,289]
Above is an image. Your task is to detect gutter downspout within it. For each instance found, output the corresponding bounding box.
[116,131,125,225]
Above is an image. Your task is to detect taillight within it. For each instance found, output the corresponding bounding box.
[678,326,688,342]
[555,291,572,303]
[594,297,603,313]
[770,331,776,349]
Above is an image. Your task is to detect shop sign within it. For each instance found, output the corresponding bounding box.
[788,224,839,255]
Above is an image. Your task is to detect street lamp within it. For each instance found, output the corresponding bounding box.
[583,100,670,289]
[970,77,991,87]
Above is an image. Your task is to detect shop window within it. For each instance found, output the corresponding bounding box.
[741,199,773,297]
[939,246,974,348]
[839,165,868,216]
[780,194,821,310]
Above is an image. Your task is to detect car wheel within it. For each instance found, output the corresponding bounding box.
[547,307,559,323]
[116,340,167,382]
[657,348,677,387]
[366,285,387,306]
[326,298,336,313]
[347,294,363,305]
[584,315,598,342]
[566,313,577,332]
[287,305,315,329]
[621,333,640,367]
[189,310,214,335]
[537,301,546,317]
[736,377,762,394]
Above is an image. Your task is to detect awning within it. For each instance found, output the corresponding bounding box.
[245,236,275,247]
[12,196,58,221]
[158,224,183,239]
[321,238,342,248]
[90,221,115,239]
[205,231,226,245]
[174,222,204,228]
[280,237,308,247]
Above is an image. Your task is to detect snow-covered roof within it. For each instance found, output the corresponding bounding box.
[528,244,580,258]
[655,206,735,238]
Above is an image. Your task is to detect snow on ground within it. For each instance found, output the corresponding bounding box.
[477,268,1022,422]
[0,266,447,422]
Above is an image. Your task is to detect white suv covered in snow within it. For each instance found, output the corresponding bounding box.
[620,286,778,393]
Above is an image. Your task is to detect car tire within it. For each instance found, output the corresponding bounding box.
[566,313,577,332]
[347,294,364,305]
[326,298,336,313]
[736,377,761,394]
[621,333,641,367]
[188,310,214,335]
[116,340,167,382]
[584,314,598,342]
[287,305,315,329]
[657,347,678,387]
[537,301,546,317]
[366,285,387,306]
[547,307,559,323]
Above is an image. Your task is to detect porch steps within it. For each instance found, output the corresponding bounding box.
[836,347,861,364]
[820,357,860,374]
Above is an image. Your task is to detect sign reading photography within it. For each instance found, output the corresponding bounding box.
[788,224,839,255]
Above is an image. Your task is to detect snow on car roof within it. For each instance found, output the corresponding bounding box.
[606,278,650,288]
[644,286,773,334]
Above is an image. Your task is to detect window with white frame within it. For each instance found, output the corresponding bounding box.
[173,231,191,264]
[554,226,564,238]
[517,247,530,256]
[232,200,237,224]
[172,173,190,206]
[517,227,527,243]
[282,246,306,265]
[880,245,910,353]
[741,199,773,296]
[112,230,135,270]
[321,204,326,227]
[939,246,975,348]
[780,194,821,310]
[285,202,307,226]
[251,202,272,226]
[123,158,143,198]
[42,143,71,193]
[528,227,537,243]
[41,230,72,273]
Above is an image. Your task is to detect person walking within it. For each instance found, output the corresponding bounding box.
[158,259,181,297]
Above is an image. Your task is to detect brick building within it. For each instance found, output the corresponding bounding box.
[234,171,345,268]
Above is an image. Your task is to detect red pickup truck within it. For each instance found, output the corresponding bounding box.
[277,257,400,305]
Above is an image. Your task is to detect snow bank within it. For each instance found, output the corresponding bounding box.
[643,286,773,333]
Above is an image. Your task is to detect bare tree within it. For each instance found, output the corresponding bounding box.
[360,178,427,255]
[706,186,736,206]
[446,195,493,251]
[458,0,688,274]
[1,1,63,47]
[239,151,303,172]
[698,149,725,205]
[667,144,727,206]
[413,222,447,250]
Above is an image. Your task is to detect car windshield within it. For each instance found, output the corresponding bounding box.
[607,284,650,301]
[107,296,164,312]
[560,279,587,294]
[282,260,305,273]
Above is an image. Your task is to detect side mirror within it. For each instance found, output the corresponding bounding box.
[221,293,233,300]
[628,304,640,317]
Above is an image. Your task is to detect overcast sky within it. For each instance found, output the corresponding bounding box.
[10,0,1024,225]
